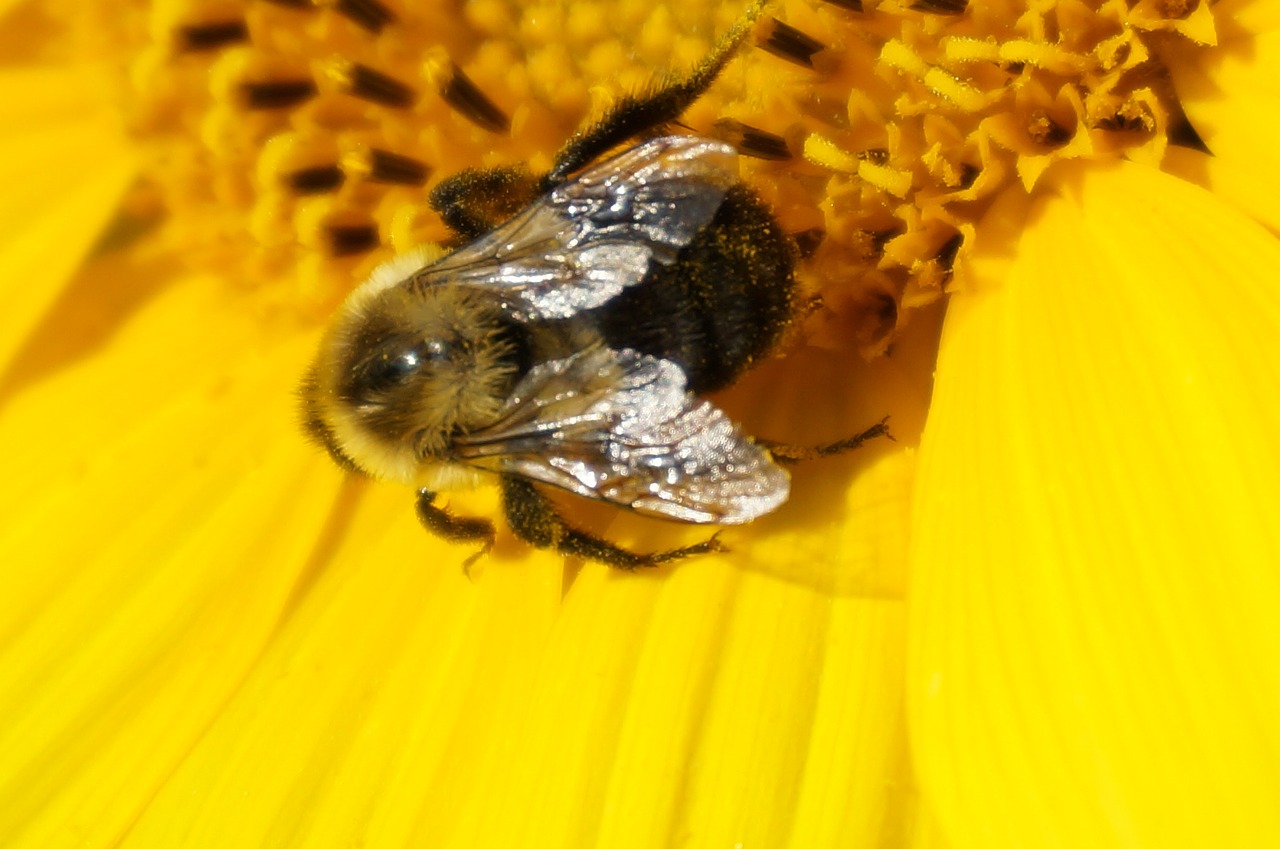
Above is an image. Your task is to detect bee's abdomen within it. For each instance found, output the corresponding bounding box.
[593,185,797,394]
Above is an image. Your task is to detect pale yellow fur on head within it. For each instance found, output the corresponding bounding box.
[308,245,513,488]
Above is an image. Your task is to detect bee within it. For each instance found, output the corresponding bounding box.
[303,11,888,568]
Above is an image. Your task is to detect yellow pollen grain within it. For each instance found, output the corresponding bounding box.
[804,134,861,174]
[922,68,987,113]
[420,47,451,89]
[879,39,929,79]
[858,161,914,199]
[941,37,1000,64]
[317,57,357,92]
[999,41,1094,75]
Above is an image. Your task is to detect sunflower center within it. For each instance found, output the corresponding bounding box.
[81,0,1215,339]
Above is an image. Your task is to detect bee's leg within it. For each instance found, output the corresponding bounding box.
[761,416,894,464]
[416,489,497,566]
[501,477,726,569]
[542,1,767,186]
[428,165,540,242]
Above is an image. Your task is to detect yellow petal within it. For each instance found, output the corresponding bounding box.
[1215,0,1280,33]
[911,160,1280,847]
[101,335,921,846]
[0,274,339,846]
[0,66,137,370]
[108,481,915,846]
[0,160,928,849]
[1165,0,1280,186]
[472,564,909,848]
[1162,144,1280,237]
[117,479,565,847]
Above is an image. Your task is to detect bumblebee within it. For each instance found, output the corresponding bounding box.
[303,13,887,568]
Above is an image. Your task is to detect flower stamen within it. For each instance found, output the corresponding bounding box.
[89,0,1223,329]
[176,20,251,54]
[758,18,826,69]
[240,78,318,111]
[429,62,512,134]
[320,59,417,109]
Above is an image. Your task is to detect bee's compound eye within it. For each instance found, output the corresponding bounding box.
[378,346,424,380]
[352,336,452,398]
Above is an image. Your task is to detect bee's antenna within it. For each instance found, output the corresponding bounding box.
[543,0,770,186]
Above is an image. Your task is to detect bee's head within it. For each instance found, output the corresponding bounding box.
[302,253,523,484]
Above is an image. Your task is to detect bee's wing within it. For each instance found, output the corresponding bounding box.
[454,346,789,524]
[415,135,740,320]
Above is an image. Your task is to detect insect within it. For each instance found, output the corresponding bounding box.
[302,10,888,568]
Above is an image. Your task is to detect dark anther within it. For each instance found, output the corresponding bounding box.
[364,149,429,185]
[869,228,900,253]
[341,63,416,108]
[286,165,345,194]
[758,18,826,69]
[440,65,510,133]
[713,119,791,161]
[872,290,899,327]
[1027,111,1072,147]
[859,148,890,165]
[823,0,864,11]
[333,0,396,33]
[911,0,969,13]
[1095,107,1153,133]
[791,228,826,259]
[241,79,318,110]
[1106,43,1132,68]
[177,20,249,52]
[1169,118,1210,154]
[935,232,964,272]
[958,162,980,189]
[326,224,379,255]
[1157,0,1198,20]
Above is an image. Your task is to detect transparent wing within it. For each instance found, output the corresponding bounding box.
[414,135,740,321]
[454,346,789,524]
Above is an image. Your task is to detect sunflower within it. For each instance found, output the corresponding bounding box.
[2,0,1278,846]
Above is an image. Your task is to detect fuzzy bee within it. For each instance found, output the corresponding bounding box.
[303,14,886,568]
